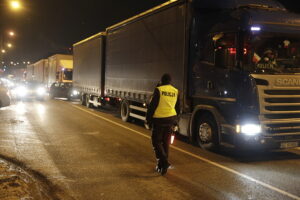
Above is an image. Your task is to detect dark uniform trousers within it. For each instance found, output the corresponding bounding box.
[151,117,176,168]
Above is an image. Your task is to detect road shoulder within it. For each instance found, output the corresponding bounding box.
[0,157,73,200]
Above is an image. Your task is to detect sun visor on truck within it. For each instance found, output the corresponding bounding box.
[252,23,300,34]
[192,0,285,10]
[248,10,300,34]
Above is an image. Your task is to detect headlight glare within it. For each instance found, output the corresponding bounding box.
[36,87,46,96]
[72,90,79,95]
[236,124,261,136]
[16,86,28,97]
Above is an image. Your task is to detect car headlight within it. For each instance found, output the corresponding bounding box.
[236,124,261,136]
[72,90,79,95]
[36,87,46,96]
[16,86,28,97]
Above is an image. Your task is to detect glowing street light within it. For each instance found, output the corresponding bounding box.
[7,43,12,48]
[10,0,22,11]
[1,49,6,53]
[9,31,15,37]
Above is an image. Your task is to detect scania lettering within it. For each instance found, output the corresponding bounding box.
[275,79,300,87]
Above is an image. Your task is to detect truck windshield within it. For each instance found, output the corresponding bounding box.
[243,32,300,74]
[63,70,73,81]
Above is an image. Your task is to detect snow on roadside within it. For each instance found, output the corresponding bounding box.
[0,159,50,200]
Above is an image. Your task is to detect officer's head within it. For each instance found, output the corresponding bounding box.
[161,73,172,85]
[263,48,276,60]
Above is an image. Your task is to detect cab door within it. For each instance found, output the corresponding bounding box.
[191,32,238,122]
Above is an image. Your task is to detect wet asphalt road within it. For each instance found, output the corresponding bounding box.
[0,99,299,200]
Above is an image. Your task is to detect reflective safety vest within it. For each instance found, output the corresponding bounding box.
[153,84,178,118]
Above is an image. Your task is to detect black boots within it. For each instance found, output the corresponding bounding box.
[160,162,170,176]
[155,161,170,175]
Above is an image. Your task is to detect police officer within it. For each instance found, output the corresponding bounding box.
[146,73,180,175]
[257,48,278,70]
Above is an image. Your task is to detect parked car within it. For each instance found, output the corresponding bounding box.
[11,81,47,101]
[0,81,11,108]
[49,82,79,100]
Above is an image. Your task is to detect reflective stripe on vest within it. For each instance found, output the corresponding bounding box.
[153,85,178,118]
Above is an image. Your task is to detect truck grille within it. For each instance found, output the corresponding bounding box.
[253,74,300,137]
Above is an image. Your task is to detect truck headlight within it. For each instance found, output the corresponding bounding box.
[236,124,261,136]
[36,87,46,96]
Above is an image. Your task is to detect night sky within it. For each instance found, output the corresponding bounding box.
[1,0,298,64]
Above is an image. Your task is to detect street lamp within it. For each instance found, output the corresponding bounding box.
[0,31,15,53]
[0,0,22,71]
[9,1,22,11]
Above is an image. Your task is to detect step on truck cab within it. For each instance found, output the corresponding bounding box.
[73,0,300,150]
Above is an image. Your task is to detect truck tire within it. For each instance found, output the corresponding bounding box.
[120,100,132,122]
[195,113,219,151]
[80,94,86,106]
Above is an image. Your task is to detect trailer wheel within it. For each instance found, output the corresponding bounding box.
[80,94,86,106]
[120,100,132,122]
[195,113,219,151]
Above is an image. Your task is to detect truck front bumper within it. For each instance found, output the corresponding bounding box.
[234,134,300,150]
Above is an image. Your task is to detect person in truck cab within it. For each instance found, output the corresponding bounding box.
[256,48,278,70]
[146,73,180,175]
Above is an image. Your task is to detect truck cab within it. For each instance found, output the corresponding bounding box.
[190,2,300,150]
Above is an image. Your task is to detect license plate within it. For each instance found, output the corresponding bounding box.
[280,142,298,149]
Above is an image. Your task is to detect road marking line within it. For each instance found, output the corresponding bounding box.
[73,105,300,200]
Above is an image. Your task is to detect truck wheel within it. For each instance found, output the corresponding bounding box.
[120,100,132,122]
[86,95,93,108]
[195,113,219,151]
[80,94,86,106]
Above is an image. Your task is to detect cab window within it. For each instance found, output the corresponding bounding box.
[213,33,236,69]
